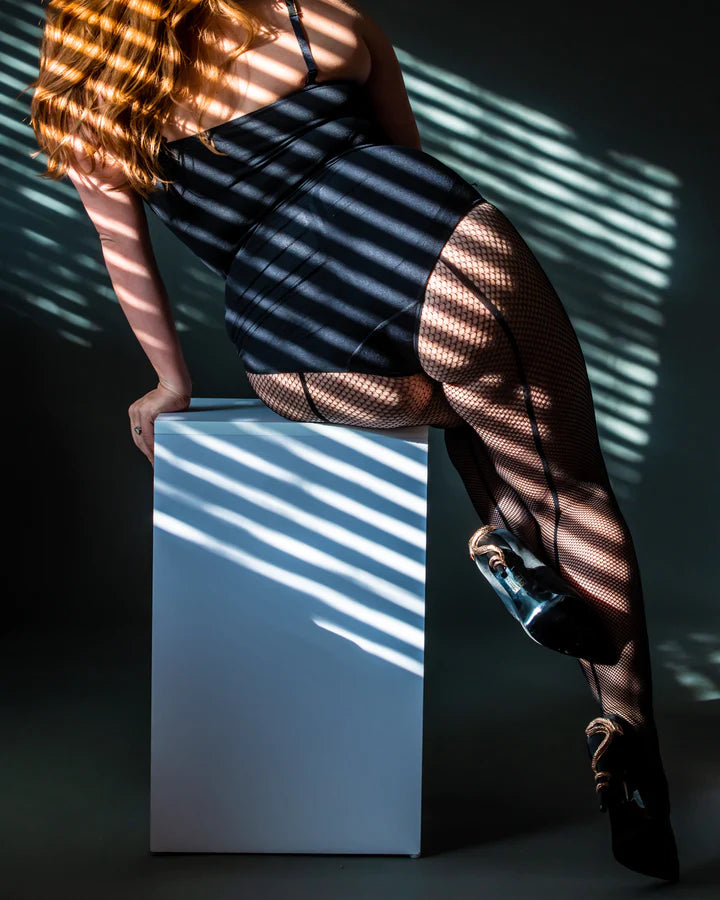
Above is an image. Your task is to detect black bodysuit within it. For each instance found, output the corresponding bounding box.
[142,0,486,376]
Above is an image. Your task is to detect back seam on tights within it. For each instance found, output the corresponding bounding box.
[438,254,563,570]
[298,372,329,420]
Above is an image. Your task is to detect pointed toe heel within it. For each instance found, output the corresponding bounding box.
[585,714,680,882]
[468,524,619,664]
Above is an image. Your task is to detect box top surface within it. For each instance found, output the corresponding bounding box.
[154,399,429,443]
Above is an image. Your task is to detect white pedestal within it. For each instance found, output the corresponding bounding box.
[151,399,430,855]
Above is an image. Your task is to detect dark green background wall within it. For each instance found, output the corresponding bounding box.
[2,0,718,894]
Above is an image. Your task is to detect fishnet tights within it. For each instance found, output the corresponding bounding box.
[247,200,657,735]
[246,370,464,429]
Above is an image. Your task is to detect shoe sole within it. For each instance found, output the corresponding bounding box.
[472,527,620,664]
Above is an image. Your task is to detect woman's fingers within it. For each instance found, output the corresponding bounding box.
[129,407,154,465]
[128,396,158,466]
[128,385,191,467]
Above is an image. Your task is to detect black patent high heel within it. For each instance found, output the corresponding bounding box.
[585,713,680,882]
[468,524,619,664]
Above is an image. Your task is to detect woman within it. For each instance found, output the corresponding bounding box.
[29,0,678,880]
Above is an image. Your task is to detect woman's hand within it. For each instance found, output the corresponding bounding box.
[65,153,194,469]
[128,381,191,467]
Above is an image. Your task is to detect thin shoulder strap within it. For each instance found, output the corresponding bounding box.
[284,0,318,85]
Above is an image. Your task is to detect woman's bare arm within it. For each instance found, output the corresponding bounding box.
[350,3,422,150]
[66,153,192,398]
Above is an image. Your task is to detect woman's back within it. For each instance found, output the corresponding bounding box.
[142,0,485,377]
[143,0,393,279]
[161,0,372,144]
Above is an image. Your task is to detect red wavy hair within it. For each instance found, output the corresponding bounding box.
[28,0,265,196]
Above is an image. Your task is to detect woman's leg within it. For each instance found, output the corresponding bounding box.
[417,199,657,735]
[246,370,464,429]
[247,204,676,875]
[247,196,659,733]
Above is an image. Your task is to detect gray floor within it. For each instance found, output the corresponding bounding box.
[3,621,719,900]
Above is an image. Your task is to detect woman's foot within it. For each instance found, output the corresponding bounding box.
[585,713,680,881]
[468,524,619,664]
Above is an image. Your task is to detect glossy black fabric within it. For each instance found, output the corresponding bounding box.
[223,143,484,374]
[143,78,387,280]
[142,0,485,375]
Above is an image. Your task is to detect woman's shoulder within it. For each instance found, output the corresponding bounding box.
[291,0,364,28]
[281,0,373,83]
[302,1,391,51]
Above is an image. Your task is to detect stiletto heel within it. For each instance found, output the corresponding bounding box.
[585,713,680,881]
[468,524,619,664]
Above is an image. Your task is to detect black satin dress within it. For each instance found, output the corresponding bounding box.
[142,0,486,376]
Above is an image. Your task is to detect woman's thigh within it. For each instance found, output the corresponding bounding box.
[247,198,560,430]
[246,371,464,428]
[417,199,601,452]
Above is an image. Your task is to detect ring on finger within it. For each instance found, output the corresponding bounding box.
[134,425,142,435]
